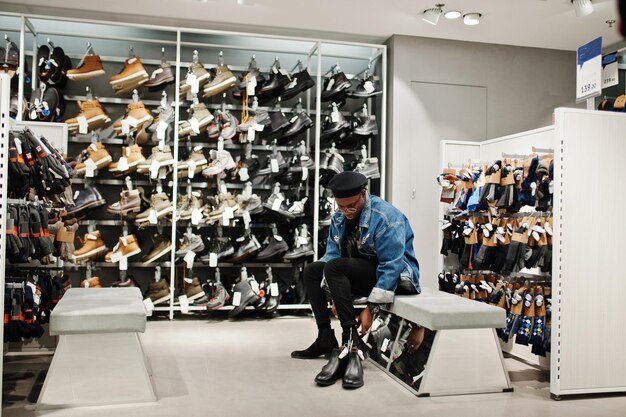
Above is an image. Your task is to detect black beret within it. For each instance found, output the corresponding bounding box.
[328,171,368,198]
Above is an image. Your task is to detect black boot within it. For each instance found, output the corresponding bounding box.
[342,347,364,389]
[291,327,338,359]
[314,347,347,386]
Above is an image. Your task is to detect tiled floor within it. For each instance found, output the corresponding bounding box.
[3,316,626,417]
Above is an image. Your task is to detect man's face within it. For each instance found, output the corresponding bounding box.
[335,191,366,221]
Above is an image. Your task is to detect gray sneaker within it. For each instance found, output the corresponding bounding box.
[353,157,380,179]
[175,232,205,258]
[353,115,379,136]
[206,282,230,310]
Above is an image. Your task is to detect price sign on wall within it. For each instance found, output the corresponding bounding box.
[576,37,602,102]
[602,52,618,89]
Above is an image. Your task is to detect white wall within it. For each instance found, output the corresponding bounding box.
[387,34,578,289]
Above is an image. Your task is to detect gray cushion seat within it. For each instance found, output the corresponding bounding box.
[387,287,506,330]
[50,288,147,335]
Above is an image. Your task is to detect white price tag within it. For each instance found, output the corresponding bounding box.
[331,110,339,123]
[111,251,123,263]
[247,127,256,142]
[119,256,128,271]
[74,190,80,200]
[127,116,140,128]
[187,73,199,94]
[209,252,218,267]
[270,158,279,173]
[232,292,242,306]
[217,140,224,151]
[186,90,194,102]
[301,166,308,181]
[121,120,131,135]
[84,158,97,178]
[184,251,196,269]
[225,206,235,219]
[156,121,168,140]
[27,282,40,305]
[371,319,382,332]
[381,338,390,352]
[271,197,284,211]
[243,211,251,229]
[187,160,197,179]
[270,282,279,297]
[247,76,256,96]
[150,159,161,179]
[220,183,228,195]
[148,209,158,224]
[297,236,308,246]
[77,116,89,134]
[545,223,553,236]
[178,294,189,314]
[191,208,203,225]
[143,297,155,313]
[363,80,375,94]
[273,234,283,242]
[222,211,230,226]
[602,58,618,89]
[238,167,249,181]
[253,123,264,132]
[83,280,90,288]
[158,140,165,151]
[250,280,260,294]
[190,118,201,134]
[117,156,129,172]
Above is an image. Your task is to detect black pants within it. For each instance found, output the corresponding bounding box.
[304,258,377,329]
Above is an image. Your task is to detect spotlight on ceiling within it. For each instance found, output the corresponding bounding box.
[422,4,445,25]
[571,0,593,17]
[463,12,482,26]
[444,10,461,19]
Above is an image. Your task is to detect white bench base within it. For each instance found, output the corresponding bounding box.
[37,332,156,409]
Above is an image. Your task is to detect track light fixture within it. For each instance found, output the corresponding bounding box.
[422,3,445,26]
[572,0,594,17]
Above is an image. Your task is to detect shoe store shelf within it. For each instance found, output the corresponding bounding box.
[3,12,387,323]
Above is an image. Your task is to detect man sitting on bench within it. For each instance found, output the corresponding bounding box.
[291,171,421,389]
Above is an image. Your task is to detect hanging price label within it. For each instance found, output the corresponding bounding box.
[238,167,249,181]
[381,338,390,352]
[77,116,89,134]
[220,183,228,195]
[217,140,224,152]
[150,159,161,179]
[247,127,256,142]
[190,118,201,134]
[250,280,260,294]
[270,282,279,297]
[191,208,203,225]
[270,158,279,173]
[209,252,218,267]
[119,256,128,271]
[301,166,308,181]
[110,251,123,263]
[143,297,155,313]
[187,73,199,94]
[156,121,168,140]
[253,123,265,132]
[331,110,339,123]
[178,294,189,314]
[84,158,97,178]
[148,209,158,224]
[117,156,129,172]
[271,197,284,211]
[247,76,256,96]
[243,211,251,229]
[187,160,196,179]
[232,292,242,306]
[184,251,196,269]
[363,80,375,94]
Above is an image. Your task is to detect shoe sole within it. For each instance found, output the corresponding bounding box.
[284,250,314,260]
[203,77,237,97]
[354,130,379,136]
[110,70,150,86]
[142,245,173,264]
[106,206,141,215]
[342,381,364,389]
[136,206,174,223]
[67,69,106,81]
[150,294,171,305]
[110,158,146,172]
[177,158,208,170]
[187,291,206,303]
[229,250,259,264]
[74,245,108,261]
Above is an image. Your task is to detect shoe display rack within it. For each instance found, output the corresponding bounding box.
[0,13,386,320]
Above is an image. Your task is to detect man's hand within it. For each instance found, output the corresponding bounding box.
[406,325,425,354]
[331,303,337,318]
[358,307,373,335]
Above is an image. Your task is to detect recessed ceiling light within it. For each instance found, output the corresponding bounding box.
[572,0,593,17]
[422,4,445,26]
[444,10,461,19]
[463,13,482,26]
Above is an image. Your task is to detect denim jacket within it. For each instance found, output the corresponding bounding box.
[320,193,421,304]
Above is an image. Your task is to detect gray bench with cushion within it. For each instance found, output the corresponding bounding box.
[37,288,156,409]
[375,287,512,397]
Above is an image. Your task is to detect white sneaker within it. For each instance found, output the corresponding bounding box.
[202,150,236,177]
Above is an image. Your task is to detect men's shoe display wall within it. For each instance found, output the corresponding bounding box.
[437,155,553,362]
[1,15,386,319]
